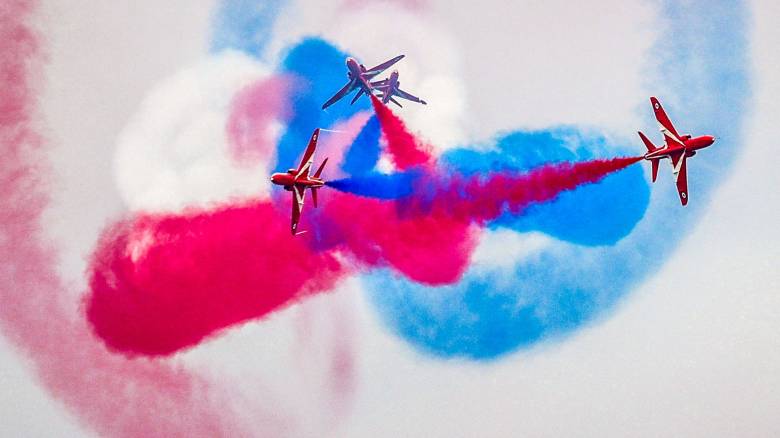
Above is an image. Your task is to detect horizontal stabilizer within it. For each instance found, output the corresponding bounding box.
[314,157,328,178]
[638,131,657,152]
[651,159,659,182]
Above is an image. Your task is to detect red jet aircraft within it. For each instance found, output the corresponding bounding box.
[321,54,405,109]
[638,96,715,205]
[270,128,328,235]
[371,70,427,107]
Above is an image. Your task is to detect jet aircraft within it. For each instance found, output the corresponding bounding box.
[321,54,405,109]
[371,70,427,107]
[638,96,715,205]
[270,128,328,235]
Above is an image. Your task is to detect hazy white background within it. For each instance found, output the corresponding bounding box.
[0,0,777,436]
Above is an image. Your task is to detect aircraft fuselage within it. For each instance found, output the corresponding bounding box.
[270,171,325,189]
[644,135,715,161]
[382,71,400,104]
[346,57,372,92]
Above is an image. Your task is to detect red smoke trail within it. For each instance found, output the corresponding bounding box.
[315,193,478,285]
[87,201,345,356]
[370,95,432,169]
[315,158,641,285]
[417,157,644,223]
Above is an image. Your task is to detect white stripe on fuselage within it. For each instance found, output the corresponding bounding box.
[658,122,685,146]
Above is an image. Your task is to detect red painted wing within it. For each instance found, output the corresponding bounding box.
[370,79,390,88]
[650,96,683,147]
[363,54,405,78]
[350,88,366,105]
[670,151,689,206]
[322,79,356,109]
[290,186,306,235]
[396,87,426,105]
[295,129,320,179]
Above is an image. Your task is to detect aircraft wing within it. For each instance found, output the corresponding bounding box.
[364,55,405,78]
[395,87,427,105]
[650,96,684,147]
[322,79,356,109]
[670,151,689,206]
[370,79,390,89]
[291,186,306,235]
[350,88,366,105]
[386,95,403,107]
[295,129,320,179]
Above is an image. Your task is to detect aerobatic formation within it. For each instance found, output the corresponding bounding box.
[281,54,713,233]
[322,55,426,109]
[85,52,717,356]
[0,1,749,436]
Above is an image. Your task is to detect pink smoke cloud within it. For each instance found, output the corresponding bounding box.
[226,75,295,166]
[314,111,373,177]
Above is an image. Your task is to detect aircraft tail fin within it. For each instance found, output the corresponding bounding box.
[639,131,660,182]
[314,158,328,178]
[638,131,658,152]
[311,188,318,208]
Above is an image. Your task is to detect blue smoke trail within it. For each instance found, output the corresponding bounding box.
[365,0,750,360]
[326,170,422,199]
[273,38,371,173]
[341,115,382,175]
[210,0,286,57]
